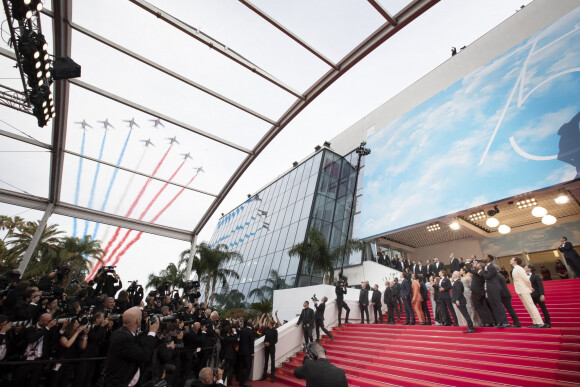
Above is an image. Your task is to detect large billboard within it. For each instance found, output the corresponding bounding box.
[360,8,580,239]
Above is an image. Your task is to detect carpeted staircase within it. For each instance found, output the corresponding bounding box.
[271,278,580,386]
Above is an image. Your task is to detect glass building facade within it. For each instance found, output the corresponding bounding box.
[209,148,364,304]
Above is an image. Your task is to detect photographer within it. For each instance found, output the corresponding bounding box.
[74,311,110,386]
[335,280,350,327]
[94,267,123,298]
[313,296,334,341]
[103,307,160,387]
[237,319,255,387]
[294,342,348,387]
[194,367,224,386]
[48,319,86,386]
[296,301,314,347]
[219,324,238,385]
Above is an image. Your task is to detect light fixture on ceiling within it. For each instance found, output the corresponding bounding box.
[498,224,511,234]
[555,195,569,205]
[516,198,537,209]
[468,211,486,221]
[531,206,547,217]
[486,217,499,228]
[541,215,557,225]
[449,221,460,230]
[427,223,441,232]
[487,205,500,217]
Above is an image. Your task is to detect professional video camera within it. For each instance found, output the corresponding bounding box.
[55,264,71,281]
[311,294,319,303]
[182,280,201,303]
[127,280,144,306]
[0,269,21,296]
[102,265,116,273]
[337,278,349,288]
[304,342,320,361]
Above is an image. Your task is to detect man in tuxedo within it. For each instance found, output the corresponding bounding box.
[371,284,383,324]
[558,236,580,277]
[449,253,460,273]
[425,259,434,279]
[104,307,159,387]
[294,342,348,387]
[383,281,395,324]
[474,255,510,327]
[335,280,350,327]
[526,264,551,328]
[392,278,402,321]
[498,271,520,328]
[237,320,256,387]
[314,297,334,341]
[433,257,445,274]
[296,301,315,346]
[416,261,427,278]
[393,257,405,272]
[418,275,431,325]
[434,270,458,326]
[359,281,370,324]
[400,273,415,325]
[511,257,545,328]
[451,271,475,333]
[464,258,495,327]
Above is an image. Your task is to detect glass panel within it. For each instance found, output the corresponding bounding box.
[0,136,50,197]
[276,226,289,252]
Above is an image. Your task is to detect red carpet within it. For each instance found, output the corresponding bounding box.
[271,278,580,386]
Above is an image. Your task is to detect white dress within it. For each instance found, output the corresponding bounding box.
[462,276,481,327]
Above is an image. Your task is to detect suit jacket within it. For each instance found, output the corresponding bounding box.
[479,263,502,294]
[238,326,256,355]
[294,357,348,387]
[335,285,347,301]
[392,283,401,298]
[433,262,445,273]
[419,281,429,301]
[451,279,466,305]
[512,265,533,295]
[529,273,545,299]
[558,241,579,259]
[371,289,382,306]
[436,277,452,299]
[464,263,485,294]
[450,258,460,273]
[359,288,369,305]
[416,265,427,277]
[220,334,239,361]
[400,278,411,298]
[297,307,314,327]
[383,287,394,304]
[103,327,156,387]
[314,302,326,320]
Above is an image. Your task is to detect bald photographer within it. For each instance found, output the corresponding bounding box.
[293,342,348,387]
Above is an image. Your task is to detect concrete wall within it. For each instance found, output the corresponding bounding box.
[408,237,484,264]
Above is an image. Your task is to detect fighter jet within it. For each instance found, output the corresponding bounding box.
[97,119,114,129]
[74,119,92,129]
[180,152,193,161]
[149,118,164,128]
[166,136,180,145]
[123,118,140,129]
[140,138,155,147]
[193,166,205,173]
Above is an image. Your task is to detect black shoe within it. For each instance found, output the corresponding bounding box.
[344,320,349,324]
[271,375,275,383]
[410,322,416,325]
[463,328,476,333]
[402,322,410,325]
[338,324,342,328]
[360,321,365,324]
[453,324,459,327]
[499,324,512,328]
[330,336,335,341]
[259,374,267,381]
[543,323,551,328]
[513,324,521,328]
[528,324,544,328]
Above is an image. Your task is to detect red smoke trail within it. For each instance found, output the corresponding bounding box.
[109,170,200,267]
[87,145,173,280]
[104,159,186,265]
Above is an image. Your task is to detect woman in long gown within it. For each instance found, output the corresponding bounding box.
[411,274,425,323]
[461,269,481,327]
[425,277,438,325]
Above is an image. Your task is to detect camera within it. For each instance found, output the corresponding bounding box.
[182,280,199,291]
[11,320,31,327]
[103,266,116,273]
[311,294,319,303]
[213,359,226,374]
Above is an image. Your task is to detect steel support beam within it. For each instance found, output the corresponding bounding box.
[0,127,52,149]
[238,0,338,70]
[367,0,398,25]
[49,0,72,204]
[128,0,303,99]
[192,0,439,236]
[185,234,198,281]
[18,204,55,274]
[69,79,253,155]
[0,188,192,241]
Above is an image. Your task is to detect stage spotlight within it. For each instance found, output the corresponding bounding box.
[449,221,460,230]
[486,218,499,228]
[531,206,547,217]
[30,0,43,12]
[555,195,569,205]
[487,206,500,217]
[10,1,33,20]
[498,225,511,234]
[52,56,81,79]
[541,215,557,225]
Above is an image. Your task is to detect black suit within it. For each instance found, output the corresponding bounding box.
[371,289,383,323]
[451,279,473,329]
[359,288,370,324]
[419,281,431,325]
[479,263,509,325]
[262,327,277,378]
[10,325,59,387]
[103,327,156,387]
[434,277,458,325]
[392,283,402,319]
[400,278,414,324]
[297,307,315,344]
[294,357,348,387]
[383,287,395,323]
[464,263,494,325]
[558,241,580,277]
[498,274,520,326]
[335,285,350,324]
[530,273,550,325]
[237,326,256,385]
[314,302,333,340]
[450,258,460,273]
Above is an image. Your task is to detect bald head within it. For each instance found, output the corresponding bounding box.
[199,367,214,384]
[123,307,142,333]
[38,313,52,327]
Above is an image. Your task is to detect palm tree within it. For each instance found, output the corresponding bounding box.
[289,227,365,284]
[213,284,247,310]
[195,243,242,306]
[249,269,289,302]
[0,215,24,242]
[146,262,185,291]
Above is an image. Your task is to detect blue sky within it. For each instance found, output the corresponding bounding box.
[361,8,580,238]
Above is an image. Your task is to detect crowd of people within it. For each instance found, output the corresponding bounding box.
[0,265,283,387]
[352,253,556,333]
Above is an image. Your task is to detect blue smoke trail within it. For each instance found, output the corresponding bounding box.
[90,127,133,240]
[82,129,108,237]
[72,129,87,238]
